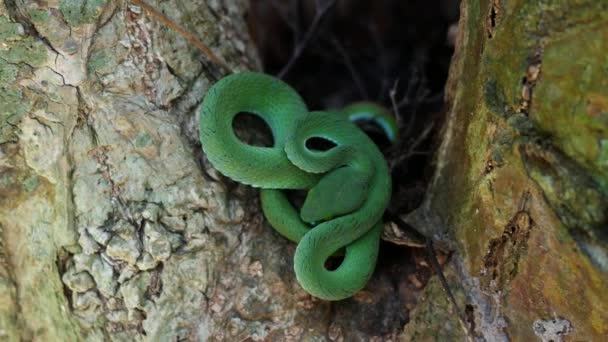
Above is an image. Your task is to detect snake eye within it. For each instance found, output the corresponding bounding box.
[305,136,337,152]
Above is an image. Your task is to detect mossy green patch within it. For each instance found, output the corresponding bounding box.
[532,26,608,191]
[27,9,50,23]
[0,36,47,67]
[87,50,111,75]
[484,79,508,117]
[0,174,14,186]
[23,175,40,193]
[0,58,31,144]
[0,86,30,144]
[134,133,152,148]
[598,140,608,168]
[59,0,107,27]
[0,59,17,82]
[0,16,23,41]
[491,127,516,166]
[521,141,608,247]
[0,13,48,143]
[431,0,608,339]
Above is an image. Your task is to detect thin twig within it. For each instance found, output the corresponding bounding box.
[291,0,303,41]
[277,0,337,79]
[409,122,434,151]
[426,240,476,342]
[389,121,434,169]
[130,0,232,73]
[404,91,444,108]
[400,63,427,143]
[389,79,402,127]
[270,0,297,31]
[368,23,392,102]
[396,69,421,108]
[330,35,369,100]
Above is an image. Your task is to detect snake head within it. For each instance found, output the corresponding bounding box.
[300,165,371,223]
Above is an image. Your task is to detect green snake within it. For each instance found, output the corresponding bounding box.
[199,72,395,300]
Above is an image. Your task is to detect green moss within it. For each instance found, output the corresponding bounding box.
[484,79,508,117]
[0,88,28,120]
[87,50,111,75]
[521,142,608,245]
[506,113,537,138]
[0,174,14,186]
[134,133,152,148]
[0,37,47,67]
[532,26,608,192]
[491,128,515,166]
[598,140,608,171]
[0,86,30,144]
[0,59,18,83]
[434,1,608,339]
[28,9,50,23]
[0,16,23,41]
[59,0,107,27]
[0,58,30,144]
[23,175,40,193]
[0,13,49,143]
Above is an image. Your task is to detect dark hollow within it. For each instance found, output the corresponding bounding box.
[305,136,337,152]
[232,112,274,147]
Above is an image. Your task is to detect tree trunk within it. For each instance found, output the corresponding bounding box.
[403,0,608,340]
[0,0,606,341]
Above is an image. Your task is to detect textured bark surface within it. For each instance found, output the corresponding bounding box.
[0,1,417,340]
[1,0,607,341]
[405,0,608,340]
[0,0,266,340]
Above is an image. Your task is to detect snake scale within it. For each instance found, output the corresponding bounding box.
[199,72,395,300]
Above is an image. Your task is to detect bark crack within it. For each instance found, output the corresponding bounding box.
[4,0,65,60]
[487,0,501,39]
[517,44,543,115]
[480,191,534,291]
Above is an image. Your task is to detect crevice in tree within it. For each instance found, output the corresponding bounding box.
[480,192,534,291]
[56,247,75,310]
[518,45,543,115]
[465,304,477,336]
[248,0,460,334]
[487,0,500,39]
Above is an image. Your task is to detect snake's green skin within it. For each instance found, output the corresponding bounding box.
[200,72,395,301]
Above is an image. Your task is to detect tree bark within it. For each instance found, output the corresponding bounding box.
[404,0,608,340]
[0,0,606,341]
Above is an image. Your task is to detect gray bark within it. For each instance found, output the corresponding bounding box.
[0,1,413,340]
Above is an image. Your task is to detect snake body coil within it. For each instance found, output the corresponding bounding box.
[200,72,394,300]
